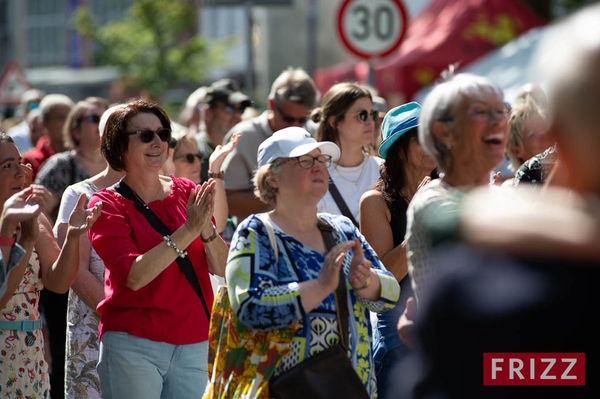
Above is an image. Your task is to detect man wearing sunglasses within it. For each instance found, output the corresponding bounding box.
[221,67,319,221]
[196,79,251,183]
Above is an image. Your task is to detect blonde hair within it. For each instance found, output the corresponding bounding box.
[253,163,283,205]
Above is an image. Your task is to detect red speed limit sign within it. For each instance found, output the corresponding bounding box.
[336,0,409,60]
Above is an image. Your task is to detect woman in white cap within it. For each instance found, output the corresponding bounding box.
[222,126,399,398]
[359,102,437,399]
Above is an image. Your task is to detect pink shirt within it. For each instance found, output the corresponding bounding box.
[88,177,214,344]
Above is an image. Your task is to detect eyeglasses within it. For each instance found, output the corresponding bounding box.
[84,114,101,124]
[443,102,511,124]
[277,154,332,169]
[469,103,511,123]
[356,110,379,123]
[173,153,203,163]
[126,127,172,143]
[276,106,308,125]
[223,104,247,115]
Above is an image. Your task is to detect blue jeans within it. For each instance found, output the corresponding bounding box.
[373,301,411,399]
[97,331,208,399]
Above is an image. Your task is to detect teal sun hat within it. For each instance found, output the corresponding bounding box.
[378,102,421,159]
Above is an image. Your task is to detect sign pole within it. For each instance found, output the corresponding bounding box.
[244,1,254,99]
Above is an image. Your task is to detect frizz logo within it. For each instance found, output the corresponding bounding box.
[483,353,585,386]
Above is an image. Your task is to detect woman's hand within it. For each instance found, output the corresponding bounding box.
[2,186,43,226]
[348,238,373,290]
[185,179,216,236]
[209,132,241,174]
[397,296,418,350]
[66,193,102,237]
[318,240,354,292]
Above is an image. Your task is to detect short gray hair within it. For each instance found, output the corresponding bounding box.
[269,67,319,110]
[39,94,74,120]
[419,73,503,173]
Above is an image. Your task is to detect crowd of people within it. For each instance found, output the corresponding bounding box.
[1,3,600,398]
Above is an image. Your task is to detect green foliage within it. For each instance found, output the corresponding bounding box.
[73,0,233,100]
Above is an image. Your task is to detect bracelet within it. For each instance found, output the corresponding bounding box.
[354,275,372,291]
[163,235,188,258]
[0,233,15,247]
[201,224,219,243]
[208,171,224,179]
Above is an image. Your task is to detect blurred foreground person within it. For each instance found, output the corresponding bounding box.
[400,5,600,398]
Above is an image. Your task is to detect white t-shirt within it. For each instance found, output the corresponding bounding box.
[317,154,384,222]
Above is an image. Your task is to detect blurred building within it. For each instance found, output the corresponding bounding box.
[0,0,429,113]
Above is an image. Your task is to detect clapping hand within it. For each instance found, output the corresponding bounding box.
[318,240,353,292]
[66,193,102,236]
[2,186,45,225]
[185,179,215,236]
[347,238,373,291]
[209,132,241,173]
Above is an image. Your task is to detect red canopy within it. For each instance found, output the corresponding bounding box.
[314,0,545,105]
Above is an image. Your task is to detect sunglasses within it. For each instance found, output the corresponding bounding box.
[356,110,379,123]
[127,127,172,143]
[223,104,247,115]
[84,114,101,124]
[173,153,203,163]
[276,106,308,125]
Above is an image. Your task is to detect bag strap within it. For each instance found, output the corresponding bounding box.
[328,178,359,227]
[316,217,351,350]
[114,180,211,320]
[257,213,278,263]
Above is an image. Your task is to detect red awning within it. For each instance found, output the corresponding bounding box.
[314,0,546,104]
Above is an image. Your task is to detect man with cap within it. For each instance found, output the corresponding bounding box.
[6,89,45,153]
[221,67,319,221]
[196,78,251,182]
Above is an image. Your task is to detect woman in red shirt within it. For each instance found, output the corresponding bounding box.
[88,100,228,399]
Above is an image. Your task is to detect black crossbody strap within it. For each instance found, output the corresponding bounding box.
[114,181,211,320]
[328,178,359,227]
[316,217,350,350]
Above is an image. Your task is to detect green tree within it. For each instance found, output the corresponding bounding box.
[73,0,231,101]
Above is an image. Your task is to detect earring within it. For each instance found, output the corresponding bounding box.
[445,143,452,150]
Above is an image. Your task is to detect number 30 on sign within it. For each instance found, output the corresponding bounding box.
[336,0,408,60]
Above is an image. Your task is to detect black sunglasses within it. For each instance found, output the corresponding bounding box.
[276,106,308,125]
[127,127,172,143]
[173,153,203,163]
[84,114,101,124]
[356,110,379,123]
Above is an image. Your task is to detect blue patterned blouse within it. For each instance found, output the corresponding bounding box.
[226,213,400,397]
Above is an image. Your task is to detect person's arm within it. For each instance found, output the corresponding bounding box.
[38,194,102,293]
[209,132,241,232]
[125,180,228,290]
[0,185,47,308]
[359,190,408,281]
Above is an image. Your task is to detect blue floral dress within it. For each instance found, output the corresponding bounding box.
[226,213,400,398]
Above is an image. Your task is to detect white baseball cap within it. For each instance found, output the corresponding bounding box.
[257,127,340,167]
